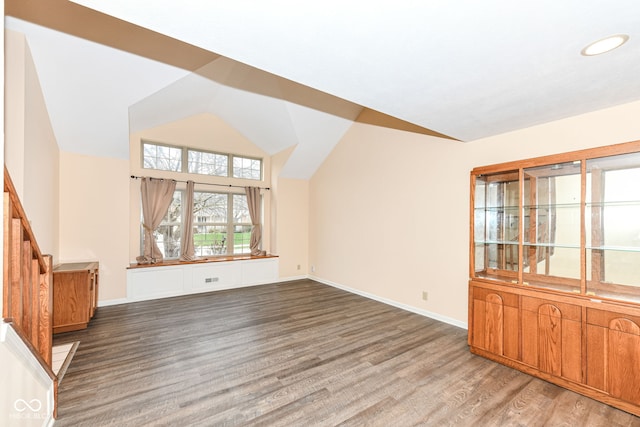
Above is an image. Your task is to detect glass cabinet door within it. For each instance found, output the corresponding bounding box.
[586,152,640,303]
[474,170,520,281]
[522,161,581,292]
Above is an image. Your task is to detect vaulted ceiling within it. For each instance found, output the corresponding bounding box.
[5,0,640,178]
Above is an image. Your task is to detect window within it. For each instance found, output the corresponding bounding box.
[233,156,262,180]
[142,141,262,181]
[233,194,252,254]
[188,149,228,177]
[142,142,182,172]
[153,190,255,258]
[154,191,183,259]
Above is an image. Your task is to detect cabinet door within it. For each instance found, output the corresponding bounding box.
[53,271,91,329]
[471,285,519,360]
[587,309,640,404]
[521,296,582,382]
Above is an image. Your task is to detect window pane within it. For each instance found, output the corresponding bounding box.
[193,192,228,256]
[188,150,228,176]
[143,142,182,172]
[155,191,182,259]
[522,162,581,293]
[194,225,227,257]
[473,171,520,280]
[586,152,640,302]
[232,194,251,254]
[233,194,251,223]
[194,192,227,223]
[233,156,262,180]
[155,225,181,259]
[233,225,252,254]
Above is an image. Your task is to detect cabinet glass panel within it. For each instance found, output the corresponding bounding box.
[474,170,519,281]
[522,162,581,292]
[586,152,640,303]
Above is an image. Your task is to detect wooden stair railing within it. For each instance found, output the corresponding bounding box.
[3,167,56,407]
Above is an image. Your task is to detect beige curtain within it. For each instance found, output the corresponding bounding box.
[180,180,196,261]
[137,177,176,264]
[245,186,266,256]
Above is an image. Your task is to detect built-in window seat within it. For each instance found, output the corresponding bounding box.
[126,255,279,302]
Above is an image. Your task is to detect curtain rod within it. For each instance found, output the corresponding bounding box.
[130,175,270,190]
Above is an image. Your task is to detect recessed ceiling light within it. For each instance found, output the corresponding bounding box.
[581,34,629,56]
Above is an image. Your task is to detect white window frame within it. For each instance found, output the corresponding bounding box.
[152,190,256,259]
[142,140,263,181]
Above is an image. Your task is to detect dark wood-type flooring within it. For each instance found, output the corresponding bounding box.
[53,279,640,426]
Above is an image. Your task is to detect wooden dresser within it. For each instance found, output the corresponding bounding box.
[53,262,99,333]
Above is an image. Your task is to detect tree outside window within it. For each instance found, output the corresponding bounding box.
[152,190,253,258]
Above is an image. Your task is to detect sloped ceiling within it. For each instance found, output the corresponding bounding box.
[129,57,367,177]
[6,0,640,178]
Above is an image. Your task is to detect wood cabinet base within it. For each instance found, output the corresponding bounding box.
[469,345,640,418]
[469,280,640,417]
[53,262,99,334]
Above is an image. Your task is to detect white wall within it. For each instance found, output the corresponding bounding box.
[4,29,59,262]
[59,151,130,302]
[310,100,640,326]
[0,324,54,427]
[270,145,309,279]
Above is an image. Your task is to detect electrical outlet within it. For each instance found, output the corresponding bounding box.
[311,265,315,273]
[422,291,428,301]
[297,264,301,270]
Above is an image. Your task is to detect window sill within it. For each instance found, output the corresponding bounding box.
[127,254,278,269]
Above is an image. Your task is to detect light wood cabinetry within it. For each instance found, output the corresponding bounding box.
[470,286,520,360]
[469,140,640,416]
[53,262,99,333]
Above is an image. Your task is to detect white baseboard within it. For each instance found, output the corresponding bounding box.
[275,274,309,282]
[310,275,468,330]
[98,298,128,307]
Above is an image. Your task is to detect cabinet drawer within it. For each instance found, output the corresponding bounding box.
[473,286,519,308]
[521,296,581,322]
[587,307,640,328]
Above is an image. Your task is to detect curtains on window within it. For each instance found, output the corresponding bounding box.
[137,177,176,264]
[180,180,196,261]
[245,186,266,256]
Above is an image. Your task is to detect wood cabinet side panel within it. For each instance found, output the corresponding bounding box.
[561,318,582,383]
[472,299,486,349]
[586,324,606,390]
[484,299,504,355]
[504,305,520,360]
[521,309,539,368]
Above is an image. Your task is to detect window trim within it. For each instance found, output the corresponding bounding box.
[153,189,256,259]
[142,140,263,181]
[187,147,229,177]
[232,154,263,180]
[141,140,185,172]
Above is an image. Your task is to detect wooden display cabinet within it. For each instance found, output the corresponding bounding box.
[53,262,99,333]
[469,140,640,416]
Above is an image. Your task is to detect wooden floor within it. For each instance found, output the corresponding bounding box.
[53,280,640,426]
